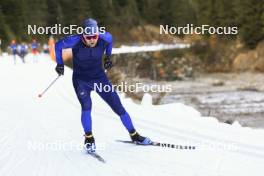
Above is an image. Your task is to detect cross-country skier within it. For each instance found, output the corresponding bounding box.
[31,39,38,62]
[18,42,28,63]
[55,18,151,153]
[10,40,17,65]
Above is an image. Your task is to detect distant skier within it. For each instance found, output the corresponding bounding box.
[55,18,151,153]
[31,39,38,62]
[18,42,28,63]
[10,40,17,65]
[43,43,49,54]
[48,35,55,61]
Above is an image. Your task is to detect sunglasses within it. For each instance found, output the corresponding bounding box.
[83,35,98,40]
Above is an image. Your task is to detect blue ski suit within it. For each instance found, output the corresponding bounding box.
[10,43,17,55]
[55,32,135,134]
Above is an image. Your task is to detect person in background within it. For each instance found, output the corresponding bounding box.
[48,36,55,61]
[43,43,49,54]
[19,42,28,63]
[10,40,17,65]
[31,39,38,63]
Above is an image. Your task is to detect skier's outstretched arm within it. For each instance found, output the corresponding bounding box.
[105,34,113,58]
[102,33,113,70]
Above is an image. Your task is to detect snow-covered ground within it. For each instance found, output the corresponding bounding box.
[112,43,190,54]
[0,53,264,176]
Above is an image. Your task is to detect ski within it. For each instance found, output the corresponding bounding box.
[87,152,106,163]
[116,140,196,150]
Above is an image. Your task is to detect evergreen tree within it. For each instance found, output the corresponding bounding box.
[236,0,264,48]
[0,0,263,48]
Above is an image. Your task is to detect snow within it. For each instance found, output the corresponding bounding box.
[0,52,264,176]
[112,43,190,54]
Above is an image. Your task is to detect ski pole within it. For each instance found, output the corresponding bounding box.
[38,75,61,98]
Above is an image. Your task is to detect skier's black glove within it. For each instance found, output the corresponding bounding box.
[103,56,113,70]
[55,64,64,75]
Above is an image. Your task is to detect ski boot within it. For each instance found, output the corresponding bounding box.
[130,130,152,145]
[84,132,96,153]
